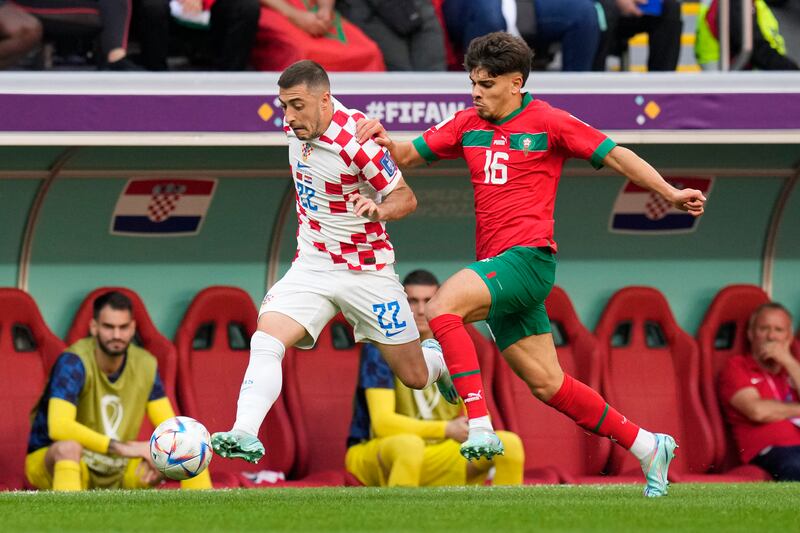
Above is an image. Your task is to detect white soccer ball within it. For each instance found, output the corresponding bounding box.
[149,416,212,481]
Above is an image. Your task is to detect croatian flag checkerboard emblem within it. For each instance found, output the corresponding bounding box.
[110,178,217,236]
[609,177,713,234]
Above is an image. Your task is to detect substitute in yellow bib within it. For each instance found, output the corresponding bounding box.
[25,291,211,491]
[696,0,798,70]
[345,270,524,486]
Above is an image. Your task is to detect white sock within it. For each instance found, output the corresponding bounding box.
[468,416,494,432]
[630,429,658,461]
[421,341,447,388]
[232,331,285,437]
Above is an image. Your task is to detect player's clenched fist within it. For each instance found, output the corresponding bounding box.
[669,188,706,217]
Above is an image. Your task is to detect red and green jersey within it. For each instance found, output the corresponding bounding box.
[412,93,616,260]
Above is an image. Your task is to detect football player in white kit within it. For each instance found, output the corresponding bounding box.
[211,60,457,464]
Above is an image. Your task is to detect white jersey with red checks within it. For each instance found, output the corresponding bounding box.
[284,98,402,271]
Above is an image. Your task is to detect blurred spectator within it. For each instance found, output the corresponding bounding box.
[718,303,800,481]
[439,0,601,71]
[0,0,42,68]
[594,0,682,71]
[262,0,335,36]
[252,0,385,71]
[345,270,524,487]
[696,0,798,70]
[14,0,138,69]
[135,0,259,71]
[440,0,506,56]
[25,291,211,490]
[524,0,600,71]
[336,0,445,71]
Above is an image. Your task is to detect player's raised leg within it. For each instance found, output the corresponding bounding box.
[424,268,504,460]
[375,338,458,404]
[211,311,306,463]
[340,268,458,403]
[503,333,676,497]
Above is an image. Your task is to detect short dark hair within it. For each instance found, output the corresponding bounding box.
[93,291,133,319]
[403,269,439,287]
[464,32,533,85]
[748,302,793,329]
[278,60,330,91]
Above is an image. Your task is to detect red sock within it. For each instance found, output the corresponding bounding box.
[546,373,639,449]
[429,314,488,419]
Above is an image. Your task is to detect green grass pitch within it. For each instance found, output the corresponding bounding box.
[2,483,799,532]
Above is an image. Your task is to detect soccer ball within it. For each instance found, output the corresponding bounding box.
[149,416,212,481]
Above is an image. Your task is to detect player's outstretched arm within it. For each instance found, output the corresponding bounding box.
[351,176,417,222]
[603,146,706,216]
[356,118,426,168]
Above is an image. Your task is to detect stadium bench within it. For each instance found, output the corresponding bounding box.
[283,314,363,486]
[0,289,65,490]
[696,285,772,479]
[595,286,714,482]
[466,324,562,485]
[175,286,297,488]
[492,286,608,485]
[596,286,770,483]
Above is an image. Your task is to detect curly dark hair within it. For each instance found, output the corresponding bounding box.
[464,32,533,85]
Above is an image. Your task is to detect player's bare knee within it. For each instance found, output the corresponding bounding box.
[424,296,451,323]
[396,365,428,390]
[527,375,562,402]
[51,440,82,461]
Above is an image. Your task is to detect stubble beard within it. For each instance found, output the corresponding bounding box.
[99,339,128,357]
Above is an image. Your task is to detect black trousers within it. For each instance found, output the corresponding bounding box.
[751,445,800,481]
[13,0,129,55]
[135,0,259,71]
[593,0,682,71]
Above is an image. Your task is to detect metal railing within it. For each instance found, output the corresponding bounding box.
[719,0,754,71]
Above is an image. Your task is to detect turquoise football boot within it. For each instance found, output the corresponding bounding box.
[421,338,459,405]
[211,430,265,464]
[460,429,505,461]
[642,433,678,497]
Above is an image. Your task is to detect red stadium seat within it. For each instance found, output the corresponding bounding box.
[175,286,296,487]
[65,287,179,442]
[594,287,718,482]
[285,322,500,486]
[696,284,772,479]
[596,287,767,483]
[0,289,65,490]
[493,286,609,485]
[468,324,564,484]
[283,315,364,486]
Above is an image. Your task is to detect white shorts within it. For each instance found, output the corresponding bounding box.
[259,264,420,349]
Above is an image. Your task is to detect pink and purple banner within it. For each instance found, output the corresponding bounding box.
[0,92,797,133]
